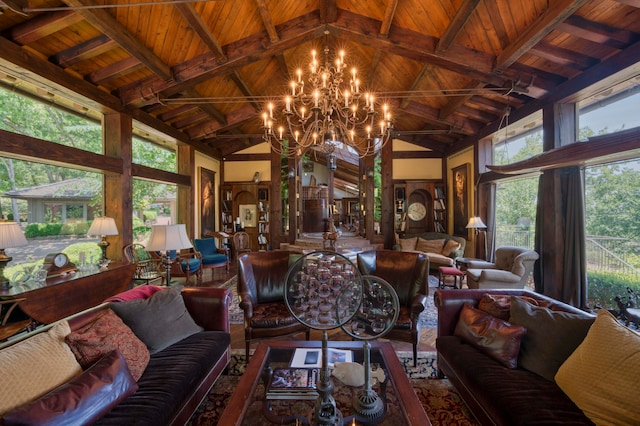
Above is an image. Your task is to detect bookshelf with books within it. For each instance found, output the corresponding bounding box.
[219,183,271,251]
[433,185,446,233]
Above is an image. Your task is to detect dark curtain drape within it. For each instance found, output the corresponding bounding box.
[562,167,588,308]
[534,167,587,307]
[486,183,496,262]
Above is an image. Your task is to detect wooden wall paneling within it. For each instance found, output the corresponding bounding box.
[381,139,395,249]
[177,144,194,236]
[270,149,281,249]
[103,112,133,262]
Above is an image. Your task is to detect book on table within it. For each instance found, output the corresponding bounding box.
[289,347,353,369]
[266,368,319,400]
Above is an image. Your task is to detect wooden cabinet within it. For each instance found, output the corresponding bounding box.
[394,182,446,235]
[220,183,270,251]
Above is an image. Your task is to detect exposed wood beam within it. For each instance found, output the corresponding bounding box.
[439,81,486,119]
[0,35,220,158]
[399,101,479,135]
[62,0,172,80]
[175,2,227,62]
[556,15,638,50]
[529,41,598,70]
[0,0,27,15]
[274,53,289,76]
[228,70,261,111]
[118,12,325,106]
[400,64,434,109]
[172,111,208,129]
[254,0,279,43]
[613,0,640,8]
[86,57,143,85]
[157,104,198,122]
[320,0,337,23]
[182,87,227,125]
[366,49,382,86]
[436,0,480,53]
[5,10,83,45]
[187,104,256,140]
[379,0,398,38]
[495,0,591,73]
[50,35,115,67]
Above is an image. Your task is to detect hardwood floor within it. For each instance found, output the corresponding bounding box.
[181,263,437,353]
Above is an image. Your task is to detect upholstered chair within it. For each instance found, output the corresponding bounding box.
[356,249,430,366]
[194,237,229,274]
[465,246,539,290]
[123,243,166,286]
[151,249,203,285]
[237,251,310,359]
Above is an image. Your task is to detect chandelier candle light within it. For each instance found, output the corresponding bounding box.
[262,36,393,164]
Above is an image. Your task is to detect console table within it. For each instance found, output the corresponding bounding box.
[0,262,135,325]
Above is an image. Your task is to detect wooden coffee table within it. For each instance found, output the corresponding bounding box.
[218,340,431,425]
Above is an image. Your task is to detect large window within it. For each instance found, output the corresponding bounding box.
[584,159,640,310]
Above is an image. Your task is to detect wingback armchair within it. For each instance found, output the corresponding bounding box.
[465,246,539,289]
[237,251,309,359]
[356,249,430,366]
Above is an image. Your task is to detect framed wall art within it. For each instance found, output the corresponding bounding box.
[199,167,215,236]
[452,163,470,238]
[239,204,257,228]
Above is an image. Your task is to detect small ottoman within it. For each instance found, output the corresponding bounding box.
[438,266,464,289]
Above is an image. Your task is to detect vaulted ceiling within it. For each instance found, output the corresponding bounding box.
[1,0,639,163]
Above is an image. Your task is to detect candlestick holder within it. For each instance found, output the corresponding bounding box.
[285,251,363,426]
[339,275,399,422]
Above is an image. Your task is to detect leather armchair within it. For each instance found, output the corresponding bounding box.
[465,246,539,289]
[356,249,430,366]
[237,251,309,359]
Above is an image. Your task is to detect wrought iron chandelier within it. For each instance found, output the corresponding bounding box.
[261,40,393,164]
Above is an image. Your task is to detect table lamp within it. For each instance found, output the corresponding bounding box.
[0,222,28,289]
[146,224,193,284]
[87,217,119,263]
[466,216,487,260]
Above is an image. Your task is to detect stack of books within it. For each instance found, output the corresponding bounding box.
[266,368,319,400]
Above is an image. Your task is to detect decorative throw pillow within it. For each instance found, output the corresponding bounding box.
[65,309,150,381]
[478,293,541,321]
[454,303,527,368]
[441,239,460,256]
[0,321,83,415]
[398,237,418,251]
[109,286,203,354]
[415,238,445,254]
[2,350,138,426]
[104,285,164,303]
[508,296,594,381]
[555,309,640,426]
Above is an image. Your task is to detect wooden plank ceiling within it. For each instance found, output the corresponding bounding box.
[0,0,639,172]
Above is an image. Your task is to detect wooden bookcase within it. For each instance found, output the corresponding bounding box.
[394,181,446,235]
[220,183,270,251]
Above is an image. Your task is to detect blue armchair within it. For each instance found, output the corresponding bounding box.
[152,249,203,285]
[194,237,229,274]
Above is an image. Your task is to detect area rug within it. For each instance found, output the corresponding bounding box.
[221,274,441,328]
[187,350,477,425]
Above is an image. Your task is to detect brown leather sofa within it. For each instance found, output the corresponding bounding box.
[356,249,430,366]
[0,286,232,426]
[434,289,594,425]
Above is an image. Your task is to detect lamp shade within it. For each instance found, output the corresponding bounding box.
[87,217,119,236]
[146,224,193,252]
[0,222,28,248]
[466,216,487,229]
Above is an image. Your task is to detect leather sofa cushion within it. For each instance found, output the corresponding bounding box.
[3,350,138,426]
[437,336,593,425]
[250,302,299,328]
[110,287,203,354]
[454,303,526,368]
[95,330,230,425]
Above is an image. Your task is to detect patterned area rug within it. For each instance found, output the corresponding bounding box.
[188,350,477,425]
[221,274,441,328]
